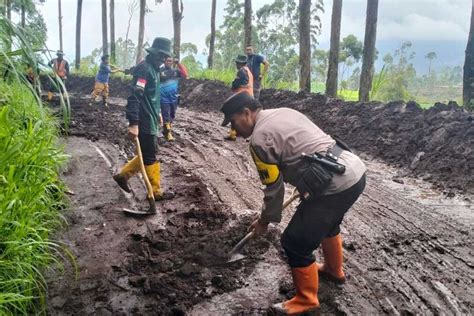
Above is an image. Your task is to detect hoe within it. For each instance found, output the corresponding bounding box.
[227,188,300,263]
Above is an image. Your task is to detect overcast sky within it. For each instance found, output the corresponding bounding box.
[36,0,472,68]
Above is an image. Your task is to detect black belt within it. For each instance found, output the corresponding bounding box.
[326,144,344,162]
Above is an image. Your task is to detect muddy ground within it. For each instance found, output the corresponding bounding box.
[45,77,473,315]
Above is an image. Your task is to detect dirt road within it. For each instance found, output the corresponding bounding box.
[46,88,473,315]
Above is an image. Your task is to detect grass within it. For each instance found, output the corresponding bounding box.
[0,80,72,315]
[1,16,73,314]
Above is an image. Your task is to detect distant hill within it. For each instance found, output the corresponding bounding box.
[317,39,466,75]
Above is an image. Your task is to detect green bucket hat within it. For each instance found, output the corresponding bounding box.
[146,37,172,57]
[235,54,248,64]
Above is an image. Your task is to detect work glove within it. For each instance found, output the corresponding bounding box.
[248,217,268,237]
[128,125,139,140]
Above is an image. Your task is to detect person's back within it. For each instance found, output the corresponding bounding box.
[159,58,188,142]
[96,61,111,84]
[251,108,366,198]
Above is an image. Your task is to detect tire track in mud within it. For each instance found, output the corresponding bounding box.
[161,108,263,212]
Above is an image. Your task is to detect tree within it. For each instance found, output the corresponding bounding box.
[20,0,25,27]
[136,0,145,63]
[171,0,183,59]
[312,49,327,82]
[125,0,138,67]
[75,0,83,69]
[359,0,379,102]
[256,0,323,84]
[299,0,311,92]
[110,0,116,63]
[464,1,474,109]
[339,34,363,88]
[425,51,437,76]
[207,0,216,69]
[325,0,342,97]
[58,0,63,51]
[375,42,417,101]
[101,0,108,56]
[244,0,252,47]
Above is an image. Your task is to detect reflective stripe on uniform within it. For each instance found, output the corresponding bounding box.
[250,146,279,185]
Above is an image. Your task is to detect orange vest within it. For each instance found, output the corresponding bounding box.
[235,65,254,97]
[54,59,67,78]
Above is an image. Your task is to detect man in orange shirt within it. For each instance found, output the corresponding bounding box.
[225,54,254,141]
[47,50,69,101]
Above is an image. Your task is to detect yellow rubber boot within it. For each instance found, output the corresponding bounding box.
[47,91,53,101]
[317,234,346,284]
[272,262,320,315]
[145,162,174,201]
[113,156,140,193]
[164,122,174,141]
[224,128,237,141]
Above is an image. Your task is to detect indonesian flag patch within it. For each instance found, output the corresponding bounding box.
[136,78,147,89]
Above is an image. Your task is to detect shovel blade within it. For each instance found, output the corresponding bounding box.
[227,253,246,263]
[122,208,156,215]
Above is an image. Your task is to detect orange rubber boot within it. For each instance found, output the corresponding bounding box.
[272,262,320,315]
[317,234,346,284]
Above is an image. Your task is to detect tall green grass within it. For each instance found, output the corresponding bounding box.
[1,16,72,314]
[0,81,71,315]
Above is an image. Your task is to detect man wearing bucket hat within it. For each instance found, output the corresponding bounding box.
[224,54,254,141]
[113,37,174,202]
[47,50,69,101]
[220,92,366,314]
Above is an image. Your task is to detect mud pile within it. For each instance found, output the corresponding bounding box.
[181,82,472,194]
[179,78,232,110]
[40,75,131,99]
[258,89,473,194]
[62,76,473,193]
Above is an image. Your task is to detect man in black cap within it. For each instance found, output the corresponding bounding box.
[113,37,174,204]
[47,50,69,101]
[225,54,254,141]
[221,92,366,314]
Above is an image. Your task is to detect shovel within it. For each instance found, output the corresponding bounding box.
[227,188,300,263]
[123,137,157,215]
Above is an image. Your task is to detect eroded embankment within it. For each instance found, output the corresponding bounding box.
[176,79,473,195]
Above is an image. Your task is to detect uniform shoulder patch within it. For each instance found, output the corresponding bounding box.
[249,146,280,185]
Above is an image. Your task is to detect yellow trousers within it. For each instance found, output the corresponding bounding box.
[91,82,109,101]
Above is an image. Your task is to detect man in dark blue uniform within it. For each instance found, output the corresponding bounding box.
[245,45,269,100]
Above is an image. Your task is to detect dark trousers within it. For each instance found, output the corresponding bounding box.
[253,80,261,100]
[161,102,177,123]
[281,174,366,268]
[138,133,157,165]
[48,77,66,93]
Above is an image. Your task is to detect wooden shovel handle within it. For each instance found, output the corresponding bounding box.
[134,137,154,200]
[229,188,300,256]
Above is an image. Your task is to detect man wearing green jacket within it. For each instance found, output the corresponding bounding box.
[113,37,174,202]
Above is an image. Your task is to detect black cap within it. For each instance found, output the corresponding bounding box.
[220,92,260,126]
